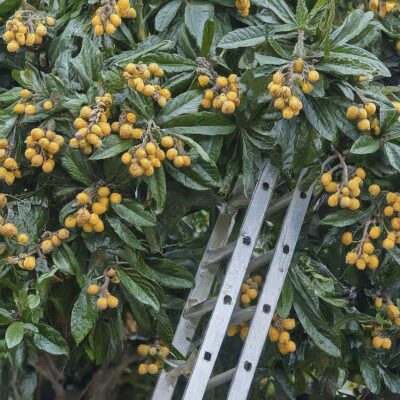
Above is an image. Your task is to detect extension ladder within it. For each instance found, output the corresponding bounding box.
[152,162,313,400]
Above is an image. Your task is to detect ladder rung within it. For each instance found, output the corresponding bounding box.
[203,192,293,268]
[183,251,274,320]
[183,298,216,319]
[203,241,237,267]
[206,368,236,391]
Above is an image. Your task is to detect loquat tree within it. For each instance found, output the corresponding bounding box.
[1,0,400,399]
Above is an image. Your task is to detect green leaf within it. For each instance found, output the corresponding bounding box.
[62,147,95,185]
[317,45,391,79]
[218,26,266,49]
[119,269,160,311]
[111,200,156,227]
[33,324,68,356]
[201,19,215,57]
[147,166,167,213]
[301,96,336,141]
[164,158,220,190]
[155,0,182,32]
[106,216,145,250]
[162,112,236,136]
[320,210,366,227]
[148,258,194,289]
[293,296,341,357]
[296,0,308,25]
[5,321,25,349]
[384,142,400,171]
[331,10,374,45]
[379,368,400,394]
[71,37,103,90]
[184,1,214,48]
[276,281,293,318]
[350,135,380,154]
[71,290,97,346]
[89,136,135,160]
[0,0,20,15]
[359,354,381,394]
[167,132,213,163]
[140,53,196,74]
[59,200,78,226]
[52,245,84,286]
[263,0,296,23]
[157,90,203,125]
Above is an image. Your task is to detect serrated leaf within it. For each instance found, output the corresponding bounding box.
[384,142,400,171]
[119,269,160,311]
[155,0,182,32]
[359,354,381,394]
[320,210,366,227]
[350,135,380,154]
[184,1,214,48]
[106,216,145,250]
[218,26,266,49]
[201,19,215,57]
[157,90,203,124]
[62,147,94,185]
[162,111,236,135]
[71,289,97,345]
[90,136,134,160]
[111,200,156,227]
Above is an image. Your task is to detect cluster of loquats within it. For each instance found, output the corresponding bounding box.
[340,186,400,270]
[92,0,136,36]
[268,314,297,355]
[380,191,400,249]
[369,0,397,17]
[40,228,70,255]
[235,0,250,16]
[3,10,55,53]
[122,139,165,178]
[342,225,381,271]
[69,94,112,154]
[239,274,263,306]
[64,186,122,233]
[227,321,250,341]
[0,218,35,271]
[322,168,367,211]
[0,139,21,186]
[346,102,380,135]
[160,135,191,168]
[0,196,31,255]
[267,59,319,120]
[25,127,64,173]
[123,63,170,107]
[137,342,170,375]
[199,73,240,115]
[13,88,53,116]
[366,298,400,350]
[111,111,143,140]
[87,268,120,311]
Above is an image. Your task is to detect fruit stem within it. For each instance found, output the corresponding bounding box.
[335,150,348,185]
[293,30,305,59]
[135,0,146,42]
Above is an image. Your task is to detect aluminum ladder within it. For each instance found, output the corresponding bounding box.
[152,162,313,400]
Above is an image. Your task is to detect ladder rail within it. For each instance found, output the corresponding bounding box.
[152,208,237,400]
[182,162,279,400]
[226,173,313,400]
